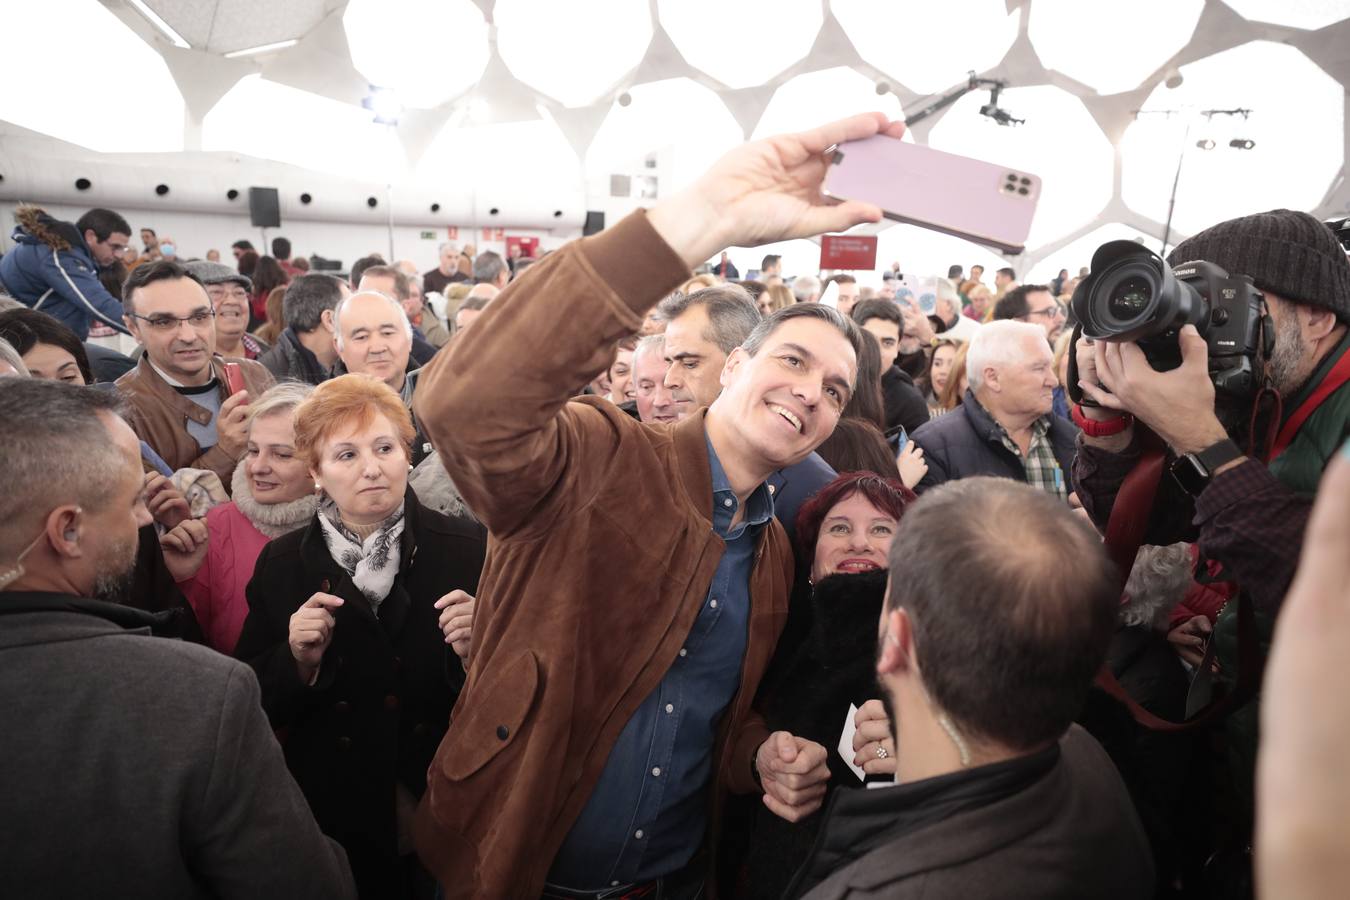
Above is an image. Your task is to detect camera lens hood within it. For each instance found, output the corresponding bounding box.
[1072,240,1199,343]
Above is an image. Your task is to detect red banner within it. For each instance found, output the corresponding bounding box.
[820,234,878,270]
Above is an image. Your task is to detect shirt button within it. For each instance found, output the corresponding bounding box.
[635,829,645,840]
[710,599,718,609]
[723,498,733,507]
[652,767,662,777]
[769,484,777,494]
[679,648,687,657]
[665,703,674,714]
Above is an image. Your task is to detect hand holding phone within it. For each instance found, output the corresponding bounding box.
[222,362,246,397]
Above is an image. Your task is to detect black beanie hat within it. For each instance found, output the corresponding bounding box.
[1168,209,1350,320]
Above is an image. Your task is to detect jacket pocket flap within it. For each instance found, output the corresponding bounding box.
[440,649,539,780]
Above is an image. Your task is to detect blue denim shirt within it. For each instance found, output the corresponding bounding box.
[547,437,774,890]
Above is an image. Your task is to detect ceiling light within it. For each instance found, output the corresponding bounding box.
[344,0,489,109]
[1028,0,1202,95]
[363,87,404,125]
[659,0,823,89]
[496,0,653,108]
[223,39,299,58]
[126,0,190,48]
[1229,138,1256,150]
[1196,138,1216,150]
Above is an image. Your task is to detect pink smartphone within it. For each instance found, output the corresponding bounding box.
[222,361,246,397]
[822,134,1041,254]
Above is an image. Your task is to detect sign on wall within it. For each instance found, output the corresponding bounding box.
[820,234,878,270]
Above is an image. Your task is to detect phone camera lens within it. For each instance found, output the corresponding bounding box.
[1020,177,1031,186]
[1017,187,1029,195]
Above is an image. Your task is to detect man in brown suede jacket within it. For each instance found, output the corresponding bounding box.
[115,261,272,489]
[412,114,905,899]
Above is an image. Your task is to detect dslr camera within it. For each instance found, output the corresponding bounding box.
[1070,240,1266,398]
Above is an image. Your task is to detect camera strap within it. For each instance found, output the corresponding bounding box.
[1094,425,1259,732]
[1266,346,1350,461]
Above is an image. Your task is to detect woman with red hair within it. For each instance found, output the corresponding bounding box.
[735,471,915,898]
[234,374,486,897]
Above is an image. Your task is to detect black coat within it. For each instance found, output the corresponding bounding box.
[235,488,486,897]
[738,570,888,900]
[910,389,1079,494]
[880,365,930,437]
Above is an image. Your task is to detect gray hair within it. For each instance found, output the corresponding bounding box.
[0,337,30,377]
[655,285,761,355]
[357,264,411,302]
[246,381,315,430]
[474,251,507,284]
[333,290,413,351]
[0,379,129,558]
[439,241,461,256]
[283,274,346,333]
[1121,543,1194,628]
[792,275,822,302]
[965,319,1047,391]
[934,276,960,318]
[632,333,665,365]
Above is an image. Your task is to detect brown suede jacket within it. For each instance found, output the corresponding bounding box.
[412,212,794,898]
[116,354,274,487]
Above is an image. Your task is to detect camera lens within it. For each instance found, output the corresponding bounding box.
[1107,276,1152,322]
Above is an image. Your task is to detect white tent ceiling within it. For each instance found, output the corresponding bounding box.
[0,0,1347,276]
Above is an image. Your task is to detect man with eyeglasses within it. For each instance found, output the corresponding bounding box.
[0,206,133,340]
[115,261,274,489]
[184,260,270,360]
[993,284,1066,343]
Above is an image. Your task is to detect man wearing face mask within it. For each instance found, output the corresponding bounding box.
[0,378,355,899]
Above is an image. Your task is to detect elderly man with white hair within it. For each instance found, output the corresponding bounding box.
[331,289,433,463]
[909,319,1078,496]
[792,274,822,304]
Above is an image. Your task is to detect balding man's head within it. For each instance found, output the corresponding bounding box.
[883,478,1117,751]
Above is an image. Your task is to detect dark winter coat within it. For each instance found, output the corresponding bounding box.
[738,570,889,899]
[880,365,930,437]
[234,487,486,897]
[910,389,1078,493]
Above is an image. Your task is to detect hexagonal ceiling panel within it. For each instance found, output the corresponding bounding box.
[0,0,184,153]
[586,78,744,194]
[1218,0,1350,30]
[832,0,1020,95]
[416,113,579,188]
[658,0,823,90]
[751,67,904,140]
[203,75,407,181]
[344,0,489,109]
[927,85,1114,248]
[145,0,336,54]
[495,0,652,108]
[1121,41,1343,238]
[1029,0,1204,95]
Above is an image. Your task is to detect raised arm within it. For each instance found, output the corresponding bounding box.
[413,113,903,538]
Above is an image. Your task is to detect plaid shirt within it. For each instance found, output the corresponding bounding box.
[996,415,1068,499]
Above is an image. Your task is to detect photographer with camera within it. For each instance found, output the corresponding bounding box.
[1071,209,1350,835]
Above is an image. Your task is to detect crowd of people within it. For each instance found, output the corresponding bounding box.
[1,111,1349,900]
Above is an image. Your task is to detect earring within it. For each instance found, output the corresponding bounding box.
[314,481,322,492]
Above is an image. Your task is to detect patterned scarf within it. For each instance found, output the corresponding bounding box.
[316,497,405,612]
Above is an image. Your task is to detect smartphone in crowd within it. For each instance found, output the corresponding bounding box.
[822,134,1042,255]
[222,361,246,397]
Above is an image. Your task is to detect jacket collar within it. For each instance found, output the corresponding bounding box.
[961,390,1049,444]
[0,590,180,646]
[130,354,227,426]
[670,408,716,524]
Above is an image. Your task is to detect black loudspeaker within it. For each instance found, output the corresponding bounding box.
[248,187,281,228]
[583,210,605,236]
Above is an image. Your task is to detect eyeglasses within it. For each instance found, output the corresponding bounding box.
[128,310,216,331]
[1025,306,1065,321]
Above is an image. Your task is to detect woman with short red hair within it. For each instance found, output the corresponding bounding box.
[234,373,486,897]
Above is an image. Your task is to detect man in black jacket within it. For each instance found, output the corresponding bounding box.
[852,299,929,437]
[258,273,349,385]
[910,319,1077,495]
[0,378,354,899]
[790,479,1152,899]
